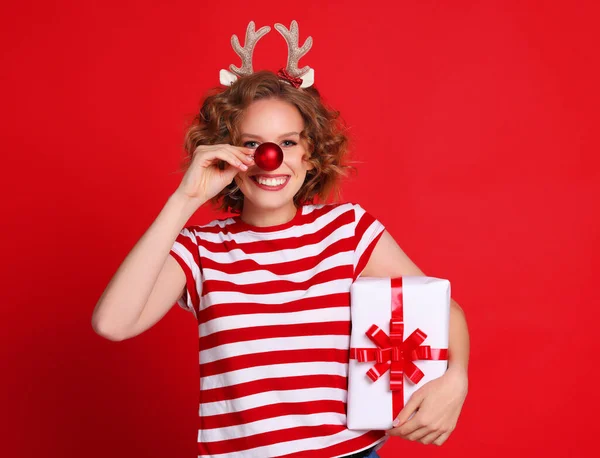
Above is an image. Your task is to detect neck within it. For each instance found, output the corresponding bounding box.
[240,202,298,227]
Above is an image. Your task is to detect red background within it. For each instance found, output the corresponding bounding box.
[1,1,598,457]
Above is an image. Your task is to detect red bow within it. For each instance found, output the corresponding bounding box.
[349,277,449,418]
[350,322,436,388]
[277,67,303,88]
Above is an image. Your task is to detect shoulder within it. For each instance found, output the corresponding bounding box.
[316,201,359,216]
[330,201,375,219]
[306,201,380,230]
[344,202,385,233]
[303,202,357,230]
[298,201,354,221]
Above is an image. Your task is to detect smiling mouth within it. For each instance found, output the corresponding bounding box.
[250,175,291,190]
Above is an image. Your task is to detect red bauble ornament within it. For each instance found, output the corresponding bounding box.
[253,142,283,171]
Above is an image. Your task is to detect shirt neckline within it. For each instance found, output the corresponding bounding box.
[233,204,304,233]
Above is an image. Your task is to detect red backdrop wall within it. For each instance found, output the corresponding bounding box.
[1,1,597,457]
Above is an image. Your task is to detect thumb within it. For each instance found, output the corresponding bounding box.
[393,391,423,427]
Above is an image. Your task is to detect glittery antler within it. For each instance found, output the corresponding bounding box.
[220,21,270,86]
[219,20,315,88]
[274,20,315,88]
[230,21,271,76]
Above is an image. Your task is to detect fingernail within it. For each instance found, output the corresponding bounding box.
[241,164,248,170]
[392,419,400,427]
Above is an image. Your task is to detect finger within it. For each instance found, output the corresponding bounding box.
[433,431,450,446]
[227,145,255,164]
[396,424,430,441]
[232,152,250,170]
[387,423,426,439]
[394,409,426,436]
[419,430,443,445]
[233,145,255,156]
[393,392,423,427]
[194,149,248,173]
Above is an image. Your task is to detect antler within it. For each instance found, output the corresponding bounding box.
[274,20,313,77]
[229,21,271,77]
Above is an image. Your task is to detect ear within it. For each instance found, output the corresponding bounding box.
[303,153,316,171]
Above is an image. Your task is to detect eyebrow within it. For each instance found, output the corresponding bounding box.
[240,131,300,140]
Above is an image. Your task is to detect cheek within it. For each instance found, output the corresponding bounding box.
[288,151,309,168]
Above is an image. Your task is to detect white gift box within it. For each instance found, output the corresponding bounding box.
[347,276,451,430]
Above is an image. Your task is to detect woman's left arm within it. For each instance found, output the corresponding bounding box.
[359,230,470,446]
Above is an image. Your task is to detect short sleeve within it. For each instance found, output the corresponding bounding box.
[352,203,386,281]
[169,227,203,317]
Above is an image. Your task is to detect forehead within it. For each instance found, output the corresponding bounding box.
[239,99,304,134]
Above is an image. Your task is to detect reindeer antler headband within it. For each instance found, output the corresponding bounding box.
[219,20,315,89]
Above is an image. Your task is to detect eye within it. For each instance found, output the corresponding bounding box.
[243,140,296,148]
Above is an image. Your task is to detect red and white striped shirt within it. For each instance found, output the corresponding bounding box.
[169,202,387,457]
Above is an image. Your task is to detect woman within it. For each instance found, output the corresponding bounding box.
[92,21,469,458]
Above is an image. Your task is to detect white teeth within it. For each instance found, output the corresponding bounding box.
[256,177,286,186]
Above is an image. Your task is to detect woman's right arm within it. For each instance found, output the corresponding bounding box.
[91,192,204,341]
[91,143,254,341]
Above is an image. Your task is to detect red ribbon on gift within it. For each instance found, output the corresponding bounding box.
[349,277,449,419]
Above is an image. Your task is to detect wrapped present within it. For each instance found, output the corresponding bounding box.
[347,276,450,430]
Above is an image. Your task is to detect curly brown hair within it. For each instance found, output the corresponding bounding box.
[177,70,357,215]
